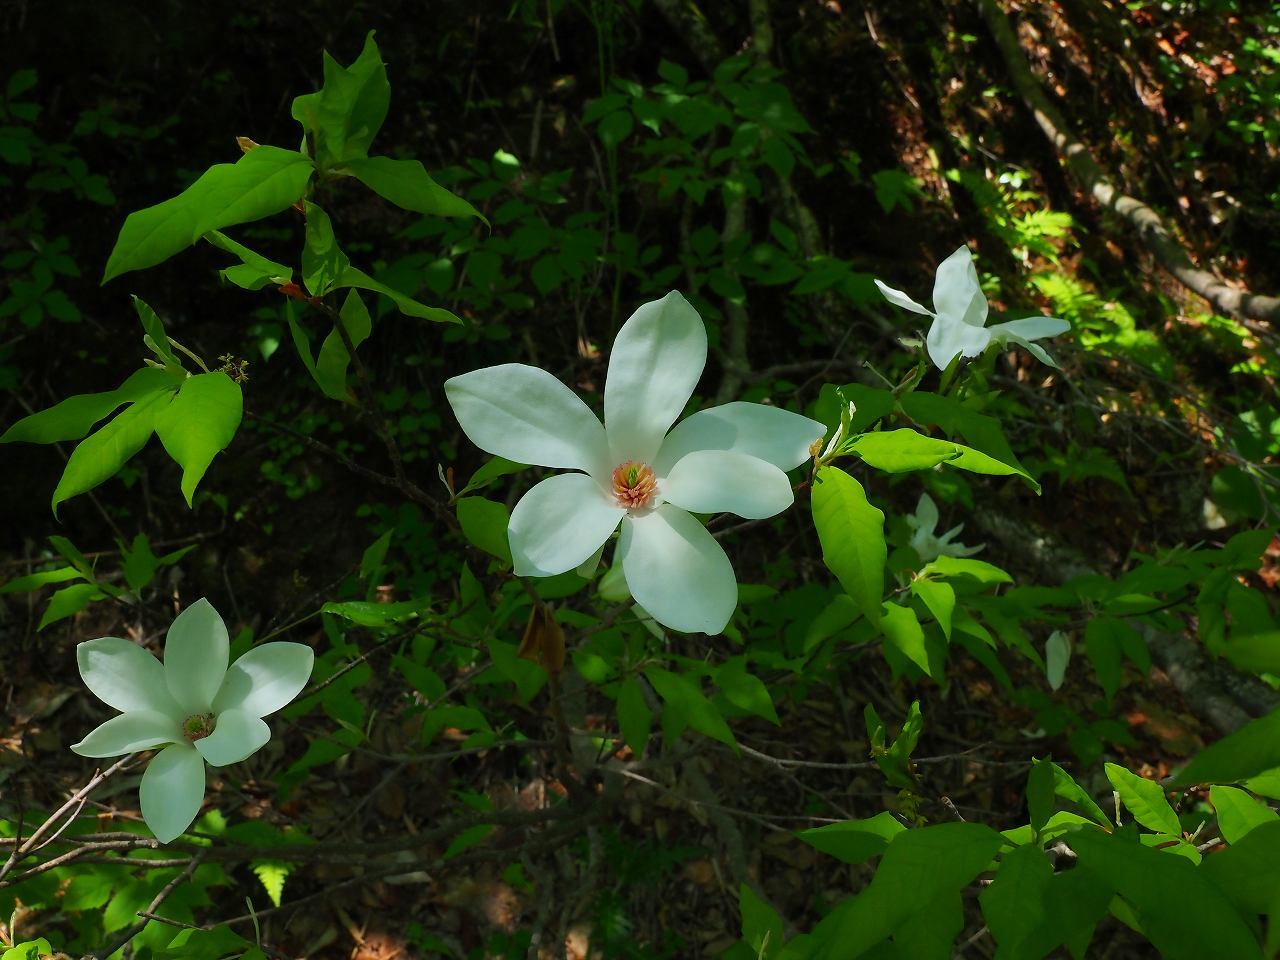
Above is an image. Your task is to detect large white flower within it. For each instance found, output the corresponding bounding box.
[72,598,314,843]
[905,492,984,562]
[445,291,825,634]
[874,245,1070,370]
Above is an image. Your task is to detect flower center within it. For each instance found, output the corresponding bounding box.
[611,460,657,510]
[182,713,216,743]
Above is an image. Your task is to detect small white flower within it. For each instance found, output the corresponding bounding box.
[72,598,314,843]
[905,492,984,562]
[445,291,824,634]
[874,245,1070,370]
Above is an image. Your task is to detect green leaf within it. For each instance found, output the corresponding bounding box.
[322,598,430,627]
[822,823,1006,957]
[103,146,314,282]
[1105,763,1179,835]
[644,666,736,750]
[455,496,512,565]
[1070,828,1262,960]
[121,533,158,591]
[203,230,293,290]
[38,582,105,630]
[1032,759,1112,828]
[910,576,954,638]
[811,466,885,625]
[1,366,179,445]
[302,202,350,297]
[344,155,485,222]
[918,555,1013,586]
[898,391,1035,486]
[442,824,494,860]
[1169,709,1280,787]
[0,565,84,595]
[251,861,291,908]
[154,372,244,506]
[852,427,1038,491]
[1210,784,1278,843]
[715,656,779,724]
[131,295,180,368]
[616,676,652,756]
[1201,820,1280,915]
[52,386,175,514]
[456,456,526,497]
[979,843,1054,960]
[1085,617,1129,701]
[335,265,461,323]
[291,31,390,166]
[880,601,930,675]
[796,811,906,865]
[739,883,783,960]
[314,290,372,401]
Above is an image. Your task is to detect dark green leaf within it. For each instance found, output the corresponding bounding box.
[797,811,906,865]
[455,496,512,565]
[1170,709,1280,787]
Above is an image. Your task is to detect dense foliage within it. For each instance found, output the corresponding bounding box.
[2,2,1280,958]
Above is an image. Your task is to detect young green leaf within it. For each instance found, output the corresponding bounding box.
[1210,784,1279,843]
[811,466,885,625]
[131,296,180,368]
[314,290,372,401]
[455,496,513,565]
[1169,709,1280,787]
[344,155,486,223]
[334,265,461,323]
[616,676,652,756]
[1105,763,1180,835]
[154,371,244,506]
[644,666,736,750]
[302,202,350,297]
[103,146,314,282]
[797,811,906,865]
[1,366,179,445]
[880,601,930,675]
[739,883,783,960]
[52,386,175,514]
[290,31,390,167]
[203,230,293,290]
[38,582,105,630]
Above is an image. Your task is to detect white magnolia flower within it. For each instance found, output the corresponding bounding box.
[72,598,314,843]
[445,291,824,634]
[906,492,984,562]
[874,245,1070,370]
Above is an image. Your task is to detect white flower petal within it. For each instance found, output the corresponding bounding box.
[925,311,993,371]
[654,402,825,475]
[604,292,708,465]
[139,743,206,843]
[618,506,737,634]
[195,708,271,767]
[874,279,933,316]
[1003,333,1061,368]
[932,245,984,322]
[914,492,939,532]
[212,642,314,718]
[71,710,182,758]
[509,473,626,577]
[445,364,610,475]
[77,637,183,718]
[662,450,794,519]
[988,315,1070,341]
[163,598,229,715]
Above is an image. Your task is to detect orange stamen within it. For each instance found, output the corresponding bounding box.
[611,460,657,510]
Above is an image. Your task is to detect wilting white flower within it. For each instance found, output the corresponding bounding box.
[445,292,824,634]
[906,492,984,562]
[874,245,1070,370]
[72,599,313,843]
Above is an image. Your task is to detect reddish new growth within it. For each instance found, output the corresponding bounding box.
[611,460,657,510]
